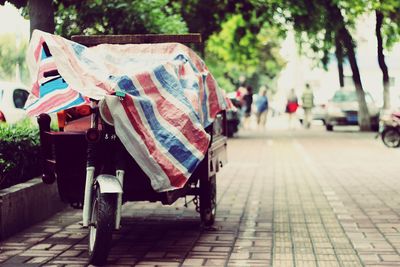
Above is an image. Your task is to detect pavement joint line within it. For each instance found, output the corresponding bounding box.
[281,145,297,267]
[328,164,400,258]
[352,165,400,234]
[224,158,258,267]
[176,159,239,267]
[298,160,344,267]
[269,149,276,267]
[293,139,363,267]
[292,154,319,267]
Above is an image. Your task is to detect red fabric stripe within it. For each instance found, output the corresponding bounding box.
[121,96,187,188]
[31,82,40,97]
[27,89,78,116]
[34,37,45,62]
[205,74,221,119]
[136,72,209,154]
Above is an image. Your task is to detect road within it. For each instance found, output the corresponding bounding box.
[1,120,400,266]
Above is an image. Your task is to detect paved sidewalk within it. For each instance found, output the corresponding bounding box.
[1,126,400,266]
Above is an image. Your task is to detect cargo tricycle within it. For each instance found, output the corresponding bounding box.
[36,34,227,265]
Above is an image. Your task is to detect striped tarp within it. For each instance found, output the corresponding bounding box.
[26,30,227,192]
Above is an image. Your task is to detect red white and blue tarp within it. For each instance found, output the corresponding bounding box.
[26,30,227,192]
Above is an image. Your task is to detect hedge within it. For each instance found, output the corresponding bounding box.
[0,120,41,189]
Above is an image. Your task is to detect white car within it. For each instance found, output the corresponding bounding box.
[325,90,379,131]
[0,82,30,124]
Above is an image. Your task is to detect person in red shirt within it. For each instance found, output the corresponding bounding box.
[286,88,299,129]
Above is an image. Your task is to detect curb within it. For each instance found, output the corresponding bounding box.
[0,178,66,240]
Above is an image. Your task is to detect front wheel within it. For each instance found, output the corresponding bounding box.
[88,186,117,265]
[200,175,216,226]
[326,124,333,131]
[382,128,400,148]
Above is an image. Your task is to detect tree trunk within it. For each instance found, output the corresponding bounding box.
[335,36,344,88]
[339,27,371,131]
[325,0,371,131]
[376,10,391,110]
[28,0,55,37]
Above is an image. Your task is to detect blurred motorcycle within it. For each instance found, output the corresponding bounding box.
[378,111,400,148]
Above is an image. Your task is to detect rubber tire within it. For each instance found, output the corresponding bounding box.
[326,124,333,131]
[371,124,379,132]
[382,128,400,148]
[200,175,217,227]
[88,186,117,266]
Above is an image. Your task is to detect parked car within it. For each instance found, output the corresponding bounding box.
[325,89,379,131]
[0,82,29,124]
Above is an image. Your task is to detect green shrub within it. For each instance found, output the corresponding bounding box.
[0,120,41,189]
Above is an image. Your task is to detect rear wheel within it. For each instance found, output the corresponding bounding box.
[326,124,333,131]
[88,186,117,265]
[200,175,216,226]
[382,128,400,148]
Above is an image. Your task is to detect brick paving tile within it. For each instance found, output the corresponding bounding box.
[211,246,230,252]
[203,259,226,266]
[317,261,341,267]
[26,257,52,264]
[227,259,270,266]
[5,127,400,266]
[181,258,205,266]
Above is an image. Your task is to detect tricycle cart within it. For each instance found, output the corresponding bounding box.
[36,34,227,265]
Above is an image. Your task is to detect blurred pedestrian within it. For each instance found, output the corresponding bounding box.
[301,83,314,128]
[235,86,246,106]
[241,85,253,129]
[255,86,269,129]
[286,88,298,129]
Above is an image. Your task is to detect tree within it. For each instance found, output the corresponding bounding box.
[54,0,188,37]
[373,0,400,109]
[335,35,345,88]
[375,10,390,109]
[2,1,188,38]
[0,0,54,36]
[205,14,285,92]
[329,1,371,131]
[259,0,373,130]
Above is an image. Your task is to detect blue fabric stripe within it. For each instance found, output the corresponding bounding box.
[52,96,86,113]
[41,49,47,60]
[41,47,50,60]
[117,76,199,173]
[174,54,199,73]
[71,42,86,57]
[201,75,210,126]
[179,79,199,91]
[39,77,69,98]
[153,66,200,123]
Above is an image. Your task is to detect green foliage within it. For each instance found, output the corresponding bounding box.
[0,120,41,189]
[372,0,400,50]
[54,0,188,37]
[205,14,286,92]
[0,34,29,84]
[176,0,236,43]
